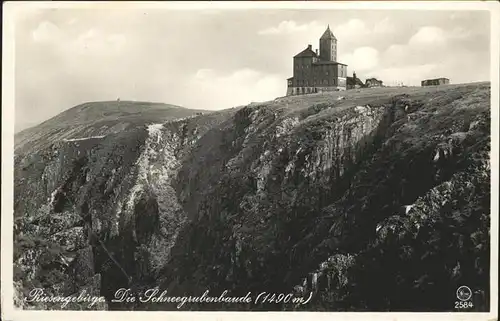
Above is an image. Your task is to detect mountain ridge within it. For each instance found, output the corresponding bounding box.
[14,100,210,156]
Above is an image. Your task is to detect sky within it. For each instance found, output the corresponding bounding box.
[13,6,491,132]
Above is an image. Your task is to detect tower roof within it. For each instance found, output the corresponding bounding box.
[320,25,337,40]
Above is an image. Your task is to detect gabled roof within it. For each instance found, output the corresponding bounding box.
[320,25,337,40]
[423,77,449,81]
[347,77,364,86]
[294,46,317,58]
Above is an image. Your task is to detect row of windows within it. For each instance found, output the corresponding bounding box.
[294,66,348,77]
[295,66,335,73]
[294,71,333,77]
[294,71,348,78]
[294,87,317,94]
[294,79,339,86]
[295,64,343,71]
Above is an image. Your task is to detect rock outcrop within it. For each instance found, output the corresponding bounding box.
[13,83,491,311]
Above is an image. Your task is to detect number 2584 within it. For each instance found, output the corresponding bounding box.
[455,301,473,309]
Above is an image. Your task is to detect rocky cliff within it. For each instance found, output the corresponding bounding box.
[13,83,491,311]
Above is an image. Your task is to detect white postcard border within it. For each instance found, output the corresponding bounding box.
[2,1,499,321]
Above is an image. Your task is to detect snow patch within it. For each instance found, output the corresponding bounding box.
[403,204,414,215]
[113,200,123,236]
[49,188,59,207]
[275,117,300,138]
[147,123,164,144]
[354,105,372,114]
[256,163,272,193]
[63,135,106,142]
[116,121,188,271]
[433,150,440,162]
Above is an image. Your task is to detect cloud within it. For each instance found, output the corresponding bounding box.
[258,20,322,35]
[449,12,471,21]
[350,22,489,86]
[333,18,396,43]
[379,24,469,70]
[70,29,127,56]
[384,44,406,60]
[190,68,284,109]
[340,47,380,71]
[408,26,447,47]
[448,27,473,40]
[333,19,369,38]
[32,21,62,43]
[259,17,396,42]
[31,21,127,58]
[373,17,396,34]
[195,68,216,80]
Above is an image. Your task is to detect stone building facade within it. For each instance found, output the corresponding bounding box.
[286,26,348,96]
[421,78,450,86]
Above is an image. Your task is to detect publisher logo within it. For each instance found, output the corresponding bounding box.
[456,286,472,302]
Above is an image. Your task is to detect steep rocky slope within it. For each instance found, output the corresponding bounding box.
[13,83,491,311]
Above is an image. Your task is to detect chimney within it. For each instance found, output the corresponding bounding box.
[308,44,312,50]
[353,71,357,80]
[315,49,318,55]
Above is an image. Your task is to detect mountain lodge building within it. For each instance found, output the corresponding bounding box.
[286,25,348,96]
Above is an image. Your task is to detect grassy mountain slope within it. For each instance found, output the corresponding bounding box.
[15,101,208,155]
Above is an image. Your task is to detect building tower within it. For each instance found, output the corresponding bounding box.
[286,24,347,96]
[319,25,337,62]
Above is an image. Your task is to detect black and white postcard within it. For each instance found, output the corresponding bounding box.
[2,1,499,321]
